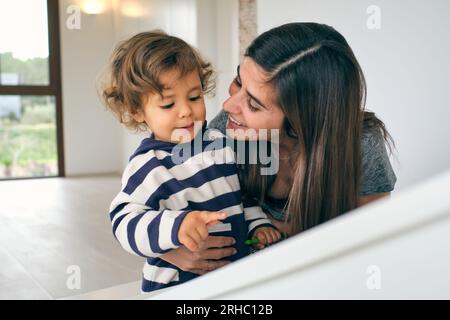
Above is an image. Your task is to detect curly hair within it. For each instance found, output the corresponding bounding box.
[99,30,215,131]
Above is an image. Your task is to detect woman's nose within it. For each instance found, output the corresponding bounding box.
[223,91,244,115]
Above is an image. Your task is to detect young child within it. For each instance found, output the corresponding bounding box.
[101,31,281,293]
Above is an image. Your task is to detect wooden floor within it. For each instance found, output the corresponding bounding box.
[0,175,143,299]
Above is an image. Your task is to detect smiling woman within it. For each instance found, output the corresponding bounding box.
[210,23,397,236]
[223,61,285,141]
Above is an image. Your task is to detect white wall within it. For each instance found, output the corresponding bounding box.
[197,0,239,122]
[60,0,122,175]
[257,0,450,191]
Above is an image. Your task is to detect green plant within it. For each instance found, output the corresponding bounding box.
[21,104,55,125]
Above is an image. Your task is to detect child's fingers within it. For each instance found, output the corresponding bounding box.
[206,220,220,227]
[263,228,276,244]
[196,225,209,241]
[201,211,227,224]
[270,230,278,243]
[250,231,266,250]
[255,242,265,250]
[271,229,282,241]
[189,228,205,249]
[180,234,199,252]
[256,230,268,245]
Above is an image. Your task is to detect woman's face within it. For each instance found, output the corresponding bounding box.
[223,57,285,140]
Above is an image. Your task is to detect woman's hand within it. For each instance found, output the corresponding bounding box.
[160,235,236,275]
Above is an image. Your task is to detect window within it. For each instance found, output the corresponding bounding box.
[0,0,64,179]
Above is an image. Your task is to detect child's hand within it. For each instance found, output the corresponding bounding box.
[178,211,227,252]
[253,227,282,250]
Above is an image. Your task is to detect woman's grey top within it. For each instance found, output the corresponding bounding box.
[208,110,397,221]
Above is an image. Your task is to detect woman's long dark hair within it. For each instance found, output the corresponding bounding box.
[240,22,393,235]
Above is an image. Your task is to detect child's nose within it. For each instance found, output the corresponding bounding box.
[178,101,192,118]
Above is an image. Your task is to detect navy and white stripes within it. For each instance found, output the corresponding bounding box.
[109,129,274,292]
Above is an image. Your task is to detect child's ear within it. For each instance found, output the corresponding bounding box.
[131,110,145,123]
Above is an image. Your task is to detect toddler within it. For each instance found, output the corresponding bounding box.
[101,31,281,293]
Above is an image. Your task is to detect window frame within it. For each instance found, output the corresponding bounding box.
[0,0,65,179]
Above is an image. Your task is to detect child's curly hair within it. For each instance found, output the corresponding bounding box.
[99,30,215,131]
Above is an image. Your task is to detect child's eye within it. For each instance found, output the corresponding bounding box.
[160,103,174,109]
[189,95,201,101]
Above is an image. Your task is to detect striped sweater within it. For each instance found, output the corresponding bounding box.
[109,126,274,292]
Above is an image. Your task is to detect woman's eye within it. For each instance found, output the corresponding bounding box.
[247,98,259,112]
[233,77,242,87]
[160,103,174,109]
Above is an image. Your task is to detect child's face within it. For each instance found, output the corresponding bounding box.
[134,68,206,143]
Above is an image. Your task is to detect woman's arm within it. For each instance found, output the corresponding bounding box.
[360,128,397,197]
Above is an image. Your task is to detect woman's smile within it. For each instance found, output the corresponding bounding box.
[227,114,247,129]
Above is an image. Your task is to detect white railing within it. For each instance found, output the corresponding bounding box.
[67,169,450,299]
[145,169,450,299]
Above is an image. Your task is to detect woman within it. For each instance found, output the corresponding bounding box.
[160,22,396,274]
